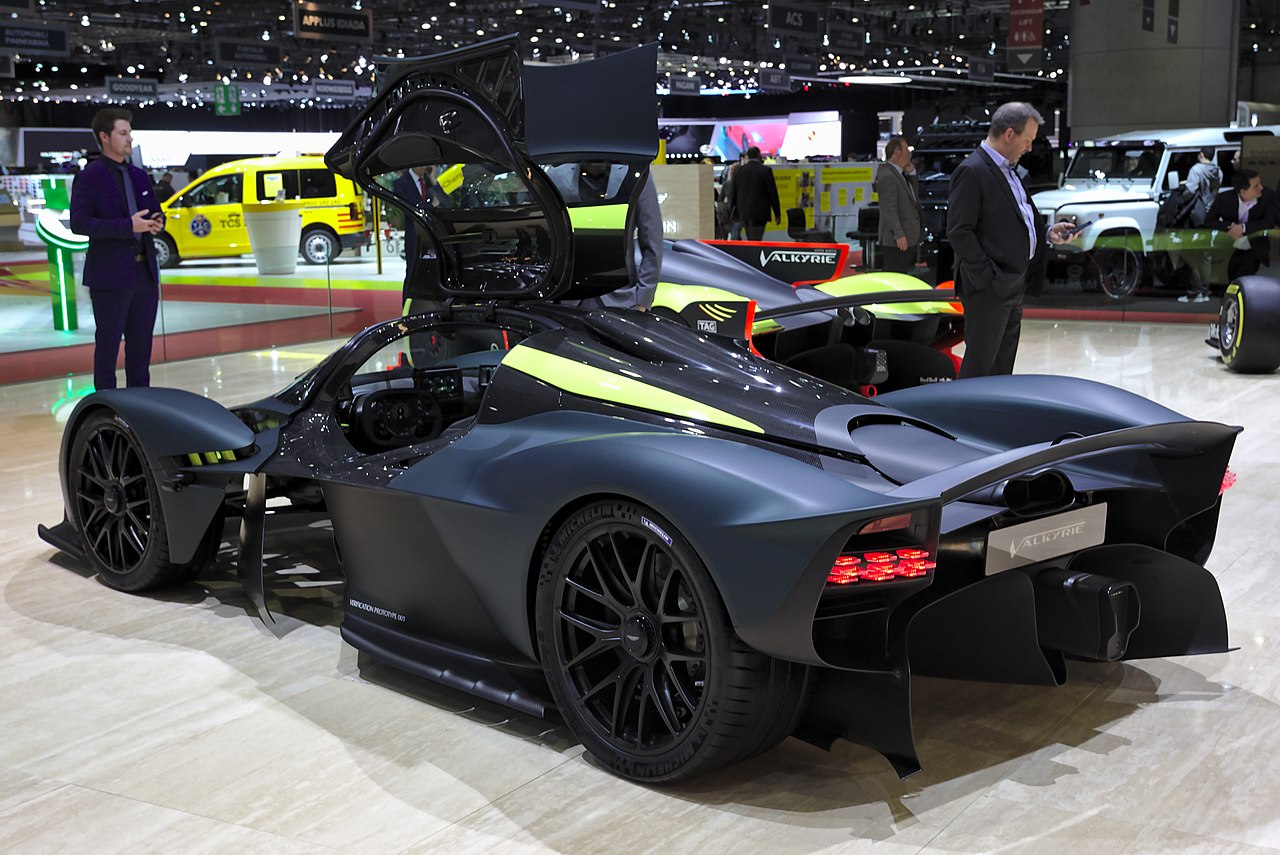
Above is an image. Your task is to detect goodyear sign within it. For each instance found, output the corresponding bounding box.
[294,2,372,43]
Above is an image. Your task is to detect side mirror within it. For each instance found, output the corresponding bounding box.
[1166,170,1180,190]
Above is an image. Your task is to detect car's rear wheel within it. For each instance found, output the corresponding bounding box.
[1219,276,1280,373]
[68,410,213,591]
[536,500,806,782]
[155,233,179,269]
[300,227,340,265]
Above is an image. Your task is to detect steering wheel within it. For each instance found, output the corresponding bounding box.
[351,388,443,448]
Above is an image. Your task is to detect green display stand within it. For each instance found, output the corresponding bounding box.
[35,208,89,332]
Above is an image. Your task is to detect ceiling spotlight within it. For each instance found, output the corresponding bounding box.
[837,73,912,85]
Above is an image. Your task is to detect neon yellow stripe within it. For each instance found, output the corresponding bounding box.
[816,272,961,316]
[157,272,400,291]
[652,282,742,313]
[652,282,782,334]
[502,345,764,434]
[568,204,628,231]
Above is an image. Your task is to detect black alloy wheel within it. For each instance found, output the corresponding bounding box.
[536,500,806,782]
[1092,247,1144,298]
[69,410,210,591]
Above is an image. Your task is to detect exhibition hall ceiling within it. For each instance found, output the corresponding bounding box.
[1,0,1277,107]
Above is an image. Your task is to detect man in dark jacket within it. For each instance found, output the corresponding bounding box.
[875,135,922,273]
[1205,169,1278,284]
[70,107,164,390]
[946,102,1075,377]
[731,146,780,241]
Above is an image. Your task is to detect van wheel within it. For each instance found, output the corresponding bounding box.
[301,227,340,265]
[155,234,179,269]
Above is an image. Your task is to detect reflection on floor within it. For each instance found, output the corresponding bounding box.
[0,251,404,385]
[2,320,1278,852]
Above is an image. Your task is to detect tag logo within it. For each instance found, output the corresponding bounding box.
[697,319,718,332]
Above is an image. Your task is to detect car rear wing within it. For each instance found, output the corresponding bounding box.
[888,420,1240,504]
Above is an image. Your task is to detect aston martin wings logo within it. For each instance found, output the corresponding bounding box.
[1009,520,1088,558]
[698,303,740,322]
[985,504,1107,574]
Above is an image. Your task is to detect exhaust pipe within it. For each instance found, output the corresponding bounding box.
[1033,568,1140,661]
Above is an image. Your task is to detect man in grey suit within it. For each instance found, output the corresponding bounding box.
[947,102,1076,378]
[875,135,922,274]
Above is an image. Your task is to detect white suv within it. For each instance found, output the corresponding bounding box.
[1032,125,1280,296]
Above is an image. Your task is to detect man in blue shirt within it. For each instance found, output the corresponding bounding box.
[947,102,1076,377]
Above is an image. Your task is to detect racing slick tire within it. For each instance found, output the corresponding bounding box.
[68,409,217,592]
[536,500,806,782]
[1218,276,1280,373]
[155,233,179,269]
[300,227,340,265]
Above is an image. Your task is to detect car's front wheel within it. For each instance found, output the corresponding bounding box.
[68,410,214,591]
[1091,245,1145,298]
[536,500,806,782]
[155,233,179,269]
[300,227,340,265]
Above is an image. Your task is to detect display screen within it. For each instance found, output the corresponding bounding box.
[710,120,788,161]
[780,120,842,160]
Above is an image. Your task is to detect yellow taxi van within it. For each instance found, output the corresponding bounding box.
[156,154,369,267]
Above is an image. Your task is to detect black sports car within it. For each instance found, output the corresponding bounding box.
[40,36,1238,784]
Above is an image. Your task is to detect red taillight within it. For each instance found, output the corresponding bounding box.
[827,548,935,585]
[1220,468,1237,495]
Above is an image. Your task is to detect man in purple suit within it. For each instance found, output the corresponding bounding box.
[70,107,165,389]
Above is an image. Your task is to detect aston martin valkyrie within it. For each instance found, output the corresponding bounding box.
[40,37,1237,784]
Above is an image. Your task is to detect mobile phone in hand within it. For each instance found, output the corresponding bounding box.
[1067,219,1093,237]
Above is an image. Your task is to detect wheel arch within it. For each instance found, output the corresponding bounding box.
[60,390,257,564]
[300,223,340,263]
[450,428,886,662]
[522,490,640,661]
[1077,219,1146,252]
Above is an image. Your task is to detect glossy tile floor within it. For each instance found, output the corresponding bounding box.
[2,320,1278,854]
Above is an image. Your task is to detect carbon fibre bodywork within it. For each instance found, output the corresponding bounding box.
[41,304,1237,778]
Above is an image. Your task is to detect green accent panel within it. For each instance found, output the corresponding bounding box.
[816,272,960,317]
[40,177,72,212]
[651,282,784,334]
[502,344,764,434]
[652,281,743,312]
[568,204,628,231]
[46,246,78,331]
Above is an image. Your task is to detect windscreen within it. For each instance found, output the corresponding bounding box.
[1065,144,1165,183]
